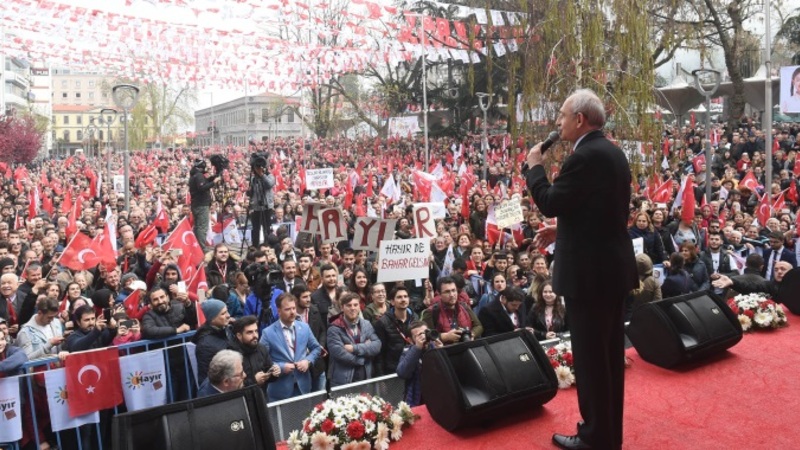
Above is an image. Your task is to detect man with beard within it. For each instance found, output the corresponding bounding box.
[193,299,233,385]
[65,305,117,352]
[374,286,417,376]
[142,287,196,339]
[291,284,327,391]
[230,315,280,394]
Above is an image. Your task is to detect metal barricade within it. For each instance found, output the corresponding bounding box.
[329,374,407,405]
[13,331,196,450]
[266,390,328,442]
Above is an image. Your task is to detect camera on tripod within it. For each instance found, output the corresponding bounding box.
[209,154,230,172]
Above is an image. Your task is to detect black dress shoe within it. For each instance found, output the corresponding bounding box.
[552,433,592,450]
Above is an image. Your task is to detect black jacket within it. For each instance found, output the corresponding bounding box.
[65,326,117,352]
[527,305,568,341]
[228,339,276,393]
[141,301,197,340]
[478,298,529,338]
[189,167,216,208]
[298,305,327,378]
[373,308,417,376]
[192,324,234,385]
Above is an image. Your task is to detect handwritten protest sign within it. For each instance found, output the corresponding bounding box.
[495,200,524,229]
[353,218,397,251]
[306,168,334,190]
[413,204,437,239]
[377,238,431,283]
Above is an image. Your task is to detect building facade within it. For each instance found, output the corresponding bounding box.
[194,92,305,147]
[51,71,112,107]
[52,105,124,156]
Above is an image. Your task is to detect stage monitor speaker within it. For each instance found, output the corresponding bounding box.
[112,385,276,450]
[778,268,800,315]
[421,329,558,431]
[627,291,742,369]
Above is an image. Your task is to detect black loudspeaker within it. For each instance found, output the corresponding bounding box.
[627,291,743,369]
[112,385,276,450]
[421,329,558,431]
[778,268,800,315]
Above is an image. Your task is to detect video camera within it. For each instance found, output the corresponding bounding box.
[243,261,283,300]
[250,152,269,170]
[209,154,230,172]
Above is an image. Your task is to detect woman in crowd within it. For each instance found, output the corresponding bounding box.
[475,272,507,315]
[651,209,676,256]
[528,279,568,341]
[454,233,472,260]
[362,283,388,324]
[679,242,710,292]
[469,198,487,240]
[347,268,372,310]
[227,271,249,318]
[661,252,697,298]
[628,212,668,265]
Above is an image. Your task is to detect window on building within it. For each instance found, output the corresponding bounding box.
[63,130,69,142]
[88,81,95,89]
[62,93,67,98]
[287,109,295,123]
[88,92,94,100]
[77,130,83,141]
[102,93,108,99]
[76,92,81,98]
[262,108,268,123]
[98,130,103,141]
[77,116,82,125]
[63,115,69,125]
[61,80,68,89]
[75,81,81,89]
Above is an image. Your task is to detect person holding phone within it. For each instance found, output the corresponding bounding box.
[113,319,142,345]
[65,304,118,352]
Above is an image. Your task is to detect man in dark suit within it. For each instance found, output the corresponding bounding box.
[526,89,637,450]
[477,286,528,337]
[762,231,797,280]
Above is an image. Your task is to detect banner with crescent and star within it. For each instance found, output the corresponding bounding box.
[64,347,123,417]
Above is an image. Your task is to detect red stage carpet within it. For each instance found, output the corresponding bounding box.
[279,322,800,449]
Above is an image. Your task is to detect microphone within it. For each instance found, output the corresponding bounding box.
[521,131,561,173]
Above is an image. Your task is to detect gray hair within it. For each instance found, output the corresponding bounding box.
[568,88,606,128]
[207,349,243,385]
[0,273,18,285]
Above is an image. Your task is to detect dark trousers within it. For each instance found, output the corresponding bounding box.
[564,292,625,450]
[250,209,273,247]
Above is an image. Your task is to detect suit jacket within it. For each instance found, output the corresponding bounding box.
[761,248,798,278]
[260,319,322,401]
[526,130,637,300]
[478,299,528,338]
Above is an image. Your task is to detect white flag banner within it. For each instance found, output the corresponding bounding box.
[494,200,524,229]
[305,168,335,190]
[412,203,438,239]
[0,377,22,441]
[119,350,168,412]
[353,218,397,251]
[44,368,99,433]
[186,342,199,388]
[632,237,644,256]
[113,175,125,194]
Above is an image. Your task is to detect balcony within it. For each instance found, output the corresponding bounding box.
[3,70,31,89]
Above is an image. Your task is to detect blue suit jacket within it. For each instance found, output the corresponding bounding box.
[260,319,322,401]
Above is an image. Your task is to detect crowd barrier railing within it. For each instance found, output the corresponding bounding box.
[5,329,584,449]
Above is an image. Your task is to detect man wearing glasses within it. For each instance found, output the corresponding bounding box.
[197,349,246,397]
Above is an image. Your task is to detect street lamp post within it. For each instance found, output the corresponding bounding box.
[112,84,140,214]
[86,119,98,159]
[476,92,493,180]
[98,108,118,194]
[690,70,720,203]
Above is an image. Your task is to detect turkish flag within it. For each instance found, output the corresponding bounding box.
[134,223,158,249]
[651,179,673,203]
[42,194,54,217]
[772,190,786,214]
[794,159,800,178]
[739,171,759,191]
[28,188,38,220]
[92,231,117,271]
[692,154,705,174]
[788,181,798,204]
[62,189,73,215]
[344,176,353,210]
[756,192,772,227]
[154,197,170,232]
[680,177,696,225]
[187,266,208,320]
[162,218,205,267]
[123,289,149,321]
[60,233,102,271]
[65,348,123,417]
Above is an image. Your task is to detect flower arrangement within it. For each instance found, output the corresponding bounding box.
[547,341,575,389]
[286,394,419,450]
[727,293,788,332]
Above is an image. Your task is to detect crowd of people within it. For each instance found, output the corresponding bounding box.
[0,112,798,449]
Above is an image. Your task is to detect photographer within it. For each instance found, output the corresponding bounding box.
[396,320,443,407]
[247,154,276,247]
[420,276,483,345]
[189,159,218,252]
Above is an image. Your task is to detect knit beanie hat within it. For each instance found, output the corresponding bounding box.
[201,299,226,322]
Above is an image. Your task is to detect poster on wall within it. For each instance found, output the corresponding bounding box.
[780,65,800,113]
